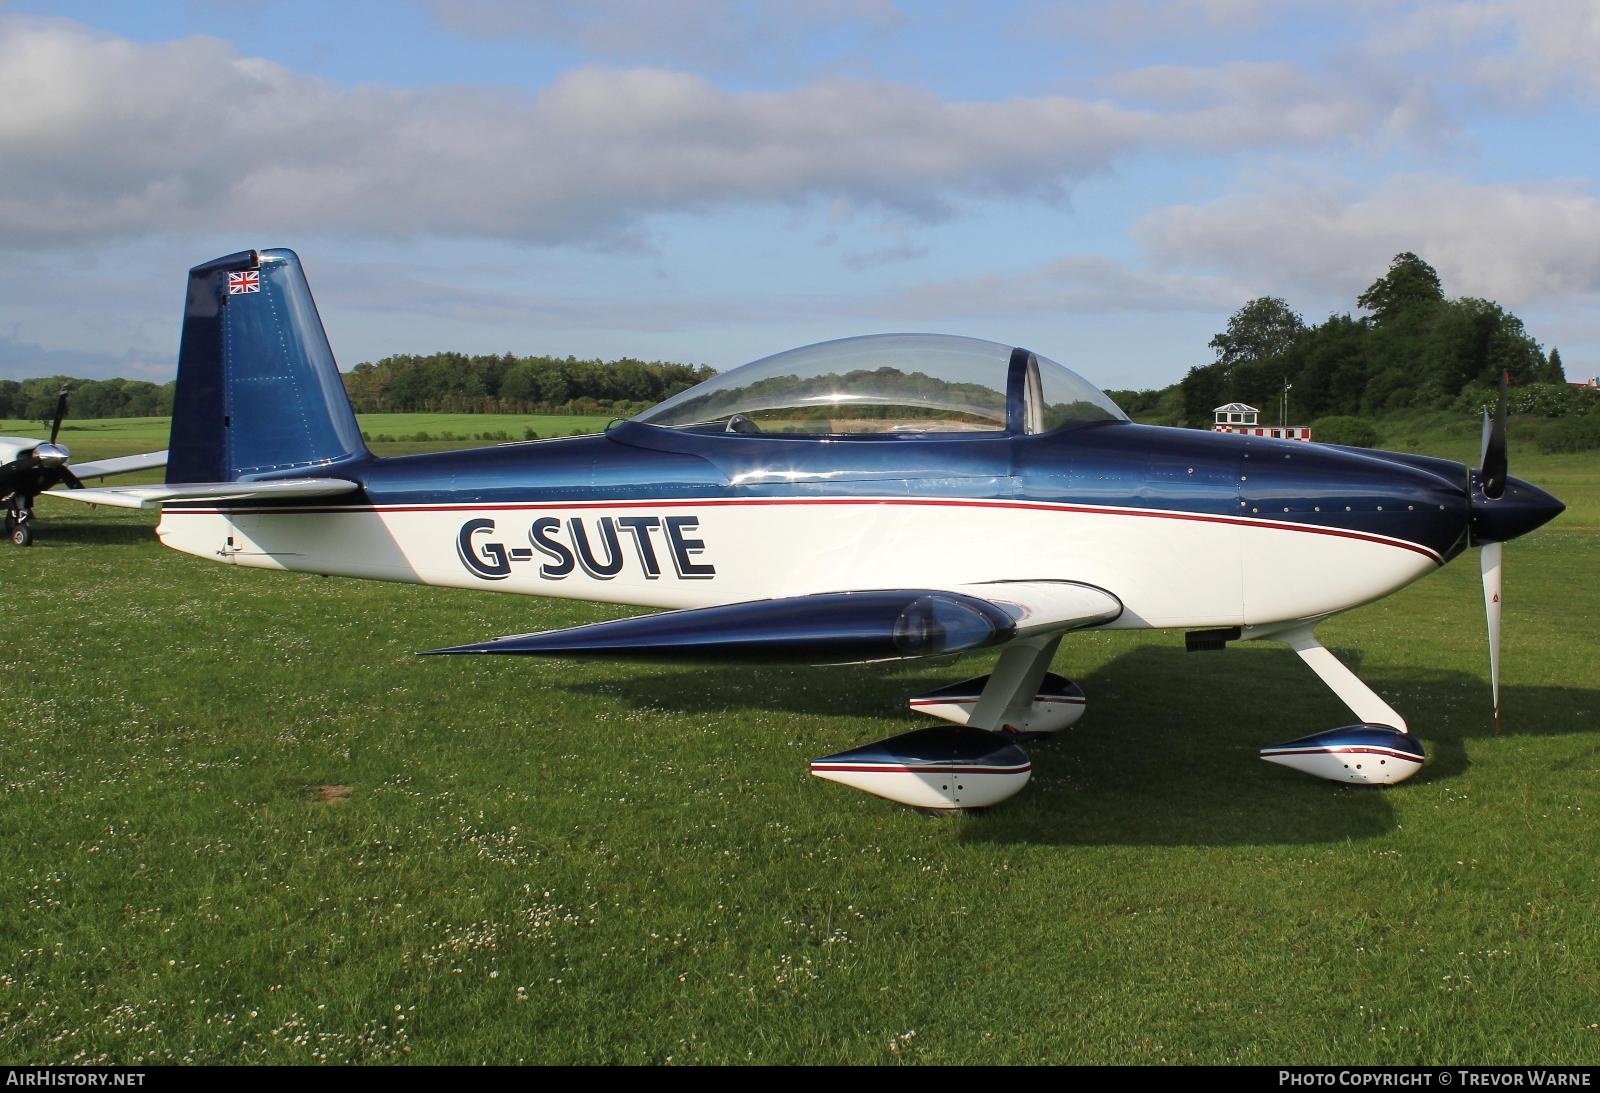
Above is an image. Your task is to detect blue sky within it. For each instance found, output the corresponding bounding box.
[2,1,1598,391]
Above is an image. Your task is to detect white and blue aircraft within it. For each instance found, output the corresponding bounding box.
[2,386,167,546]
[56,249,1564,809]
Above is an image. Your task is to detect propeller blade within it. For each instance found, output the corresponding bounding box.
[48,385,70,446]
[1480,371,1508,500]
[1481,541,1503,735]
[60,467,84,490]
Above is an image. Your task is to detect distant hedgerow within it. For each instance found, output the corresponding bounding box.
[1536,414,1600,453]
[1311,415,1380,447]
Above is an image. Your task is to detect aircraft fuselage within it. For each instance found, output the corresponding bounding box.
[155,419,1488,633]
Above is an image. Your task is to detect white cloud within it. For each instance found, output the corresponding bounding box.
[870,255,1247,319]
[1136,178,1600,308]
[1375,0,1600,102]
[1035,0,1282,40]
[425,0,903,70]
[314,260,770,330]
[1107,59,1444,145]
[0,17,1421,252]
[841,241,929,271]
[1110,60,1321,104]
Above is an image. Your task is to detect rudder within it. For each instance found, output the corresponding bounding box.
[167,248,369,483]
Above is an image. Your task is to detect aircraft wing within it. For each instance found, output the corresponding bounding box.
[66,450,169,481]
[423,581,1122,665]
[44,478,362,509]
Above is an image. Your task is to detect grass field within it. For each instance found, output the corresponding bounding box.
[2,413,614,457]
[2,416,1597,1064]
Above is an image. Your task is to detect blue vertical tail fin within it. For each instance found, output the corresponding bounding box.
[167,248,369,483]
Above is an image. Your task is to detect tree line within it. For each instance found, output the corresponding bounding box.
[341,352,714,416]
[0,377,174,423]
[2,353,716,425]
[1111,252,1576,429]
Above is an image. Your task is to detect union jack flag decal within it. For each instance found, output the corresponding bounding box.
[227,271,260,294]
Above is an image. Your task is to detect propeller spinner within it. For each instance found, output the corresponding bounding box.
[2,385,84,546]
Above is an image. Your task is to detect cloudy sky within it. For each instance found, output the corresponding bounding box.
[2,0,1598,390]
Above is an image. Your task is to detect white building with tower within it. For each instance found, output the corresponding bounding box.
[1212,403,1312,441]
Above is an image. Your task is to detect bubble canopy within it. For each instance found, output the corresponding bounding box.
[631,334,1128,436]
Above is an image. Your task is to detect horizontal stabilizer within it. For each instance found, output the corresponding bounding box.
[423,581,1121,665]
[45,477,360,510]
[66,450,169,481]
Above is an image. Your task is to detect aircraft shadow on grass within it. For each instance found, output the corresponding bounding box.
[21,519,155,547]
[546,642,1599,847]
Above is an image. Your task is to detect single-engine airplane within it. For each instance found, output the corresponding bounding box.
[55,249,1565,809]
[3,386,167,546]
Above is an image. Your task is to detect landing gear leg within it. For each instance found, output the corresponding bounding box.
[1253,622,1424,784]
[966,635,1064,732]
[5,495,32,548]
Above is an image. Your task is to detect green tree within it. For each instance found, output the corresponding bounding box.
[1208,297,1305,374]
[1178,297,1308,426]
[498,362,539,412]
[1060,250,1560,427]
[535,361,573,406]
[1293,314,1369,418]
[1103,388,1164,417]
[1357,252,1444,325]
[343,361,383,413]
[1540,347,1566,384]
[26,393,59,428]
[1310,414,1379,447]
[1179,362,1225,428]
[1422,298,1544,395]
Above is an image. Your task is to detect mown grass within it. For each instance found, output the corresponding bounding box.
[1,419,1597,1064]
[2,413,613,459]
[2,417,174,449]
